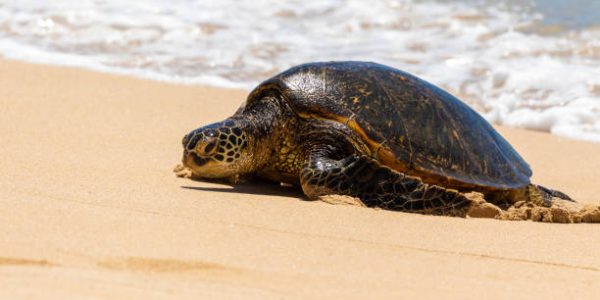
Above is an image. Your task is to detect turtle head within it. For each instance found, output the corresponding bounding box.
[181,119,253,179]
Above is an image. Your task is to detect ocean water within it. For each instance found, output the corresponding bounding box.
[0,0,599,142]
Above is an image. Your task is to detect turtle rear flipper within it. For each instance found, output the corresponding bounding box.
[535,184,573,202]
[486,184,574,208]
[300,154,471,216]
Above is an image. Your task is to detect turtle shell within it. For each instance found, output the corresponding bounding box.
[246,61,532,191]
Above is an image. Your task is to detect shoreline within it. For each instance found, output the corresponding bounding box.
[1,58,599,299]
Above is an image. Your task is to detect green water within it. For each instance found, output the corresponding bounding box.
[533,0,600,29]
[430,0,600,31]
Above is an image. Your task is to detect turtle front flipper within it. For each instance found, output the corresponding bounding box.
[300,155,471,216]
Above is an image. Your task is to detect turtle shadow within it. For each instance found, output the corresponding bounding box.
[181,181,306,200]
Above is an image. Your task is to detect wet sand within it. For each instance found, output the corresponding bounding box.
[1,59,599,299]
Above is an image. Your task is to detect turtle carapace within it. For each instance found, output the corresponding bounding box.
[180,61,572,216]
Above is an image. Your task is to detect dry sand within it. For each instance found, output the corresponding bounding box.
[1,58,600,299]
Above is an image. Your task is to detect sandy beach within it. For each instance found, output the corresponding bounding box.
[1,58,600,299]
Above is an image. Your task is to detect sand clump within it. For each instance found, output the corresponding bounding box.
[500,201,600,223]
[174,164,193,178]
[467,193,600,223]
[317,195,367,207]
[465,192,503,219]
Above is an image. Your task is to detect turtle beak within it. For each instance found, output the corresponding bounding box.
[181,133,193,167]
[181,131,210,170]
[182,133,197,152]
[182,134,190,148]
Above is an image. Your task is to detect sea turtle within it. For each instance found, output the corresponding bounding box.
[179,61,571,216]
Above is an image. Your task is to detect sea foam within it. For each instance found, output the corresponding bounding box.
[0,0,598,142]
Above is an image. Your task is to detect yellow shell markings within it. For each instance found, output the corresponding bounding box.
[357,86,372,96]
[451,129,460,140]
[296,110,404,171]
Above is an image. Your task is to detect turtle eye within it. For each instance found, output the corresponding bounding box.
[205,129,218,138]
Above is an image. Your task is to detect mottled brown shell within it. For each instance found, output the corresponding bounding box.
[246,61,532,191]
